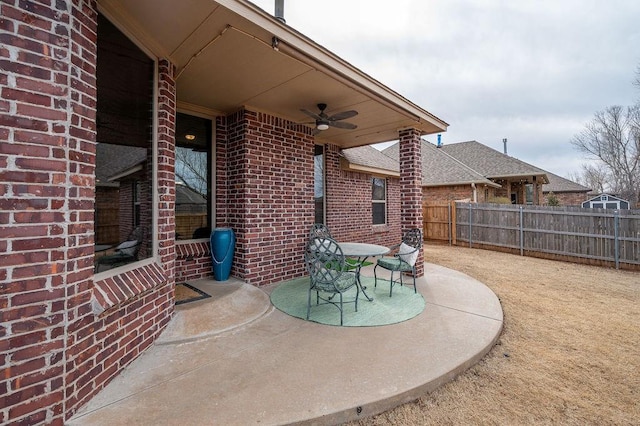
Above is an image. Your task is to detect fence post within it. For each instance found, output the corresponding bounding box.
[519,206,524,256]
[614,210,620,269]
[448,202,452,246]
[451,201,457,246]
[469,203,473,248]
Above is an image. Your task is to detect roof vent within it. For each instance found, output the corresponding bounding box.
[275,0,286,23]
[437,134,442,148]
[503,138,508,154]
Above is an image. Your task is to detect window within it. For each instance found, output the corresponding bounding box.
[95,14,155,268]
[133,180,141,227]
[314,145,325,224]
[525,184,534,205]
[175,113,212,240]
[372,177,386,225]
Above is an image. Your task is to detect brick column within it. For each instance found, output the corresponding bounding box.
[398,128,424,276]
[224,109,314,286]
[0,0,97,424]
[156,59,177,280]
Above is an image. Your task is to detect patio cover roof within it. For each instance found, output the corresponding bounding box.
[98,0,448,148]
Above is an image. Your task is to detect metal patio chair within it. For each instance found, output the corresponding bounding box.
[305,236,359,325]
[95,227,143,272]
[374,228,423,297]
[309,223,332,240]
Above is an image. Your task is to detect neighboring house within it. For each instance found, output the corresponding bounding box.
[582,194,631,209]
[374,140,589,206]
[381,140,501,203]
[381,139,549,205]
[542,171,592,206]
[438,141,549,205]
[1,1,448,423]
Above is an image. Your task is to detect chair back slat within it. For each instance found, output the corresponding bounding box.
[309,223,332,240]
[305,237,345,290]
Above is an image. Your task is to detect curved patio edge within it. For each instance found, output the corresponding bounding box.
[68,262,504,426]
[156,279,273,345]
[306,262,504,425]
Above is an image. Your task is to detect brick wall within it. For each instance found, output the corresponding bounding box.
[423,185,474,203]
[0,2,175,423]
[175,241,212,283]
[222,109,315,286]
[325,144,400,247]
[1,1,96,423]
[545,191,589,206]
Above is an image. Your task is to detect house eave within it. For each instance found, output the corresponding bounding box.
[423,180,502,189]
[97,0,448,148]
[340,158,400,178]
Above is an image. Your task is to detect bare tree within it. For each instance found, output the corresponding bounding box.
[175,147,208,198]
[568,163,608,194]
[571,104,640,206]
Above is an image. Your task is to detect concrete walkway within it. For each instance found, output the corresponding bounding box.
[69,262,503,425]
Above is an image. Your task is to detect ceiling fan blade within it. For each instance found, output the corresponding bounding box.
[330,121,357,130]
[300,108,324,121]
[328,110,358,121]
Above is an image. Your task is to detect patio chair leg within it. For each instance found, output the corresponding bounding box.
[389,270,394,297]
[354,283,359,312]
[339,293,343,326]
[374,264,379,288]
[306,289,312,320]
[412,267,417,293]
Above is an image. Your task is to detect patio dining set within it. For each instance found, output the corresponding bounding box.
[305,224,423,325]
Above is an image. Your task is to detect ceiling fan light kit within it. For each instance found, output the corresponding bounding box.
[300,103,358,132]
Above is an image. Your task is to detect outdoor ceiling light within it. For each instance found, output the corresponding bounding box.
[316,122,329,131]
[185,134,196,140]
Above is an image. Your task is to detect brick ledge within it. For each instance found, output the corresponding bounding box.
[92,262,168,315]
[176,240,210,259]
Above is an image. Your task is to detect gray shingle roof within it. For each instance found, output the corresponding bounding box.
[440,140,548,181]
[345,139,588,194]
[381,141,499,187]
[340,145,399,174]
[96,143,147,184]
[542,171,591,193]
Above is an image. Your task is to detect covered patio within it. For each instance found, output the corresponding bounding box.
[69,262,503,424]
[3,1,452,423]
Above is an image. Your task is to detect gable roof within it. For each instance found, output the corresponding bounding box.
[96,143,147,185]
[542,171,591,193]
[346,140,592,194]
[439,140,548,183]
[340,145,399,176]
[379,140,500,188]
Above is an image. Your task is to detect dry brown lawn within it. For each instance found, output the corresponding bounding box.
[351,244,640,425]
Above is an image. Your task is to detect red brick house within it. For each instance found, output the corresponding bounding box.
[378,139,589,206]
[542,171,591,206]
[0,0,448,423]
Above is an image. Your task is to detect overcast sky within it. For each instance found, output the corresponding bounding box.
[251,0,640,179]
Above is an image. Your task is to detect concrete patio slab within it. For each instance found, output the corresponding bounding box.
[68,262,503,425]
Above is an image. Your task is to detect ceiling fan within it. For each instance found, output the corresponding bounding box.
[300,103,358,132]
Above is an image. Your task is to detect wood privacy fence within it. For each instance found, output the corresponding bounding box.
[423,202,640,270]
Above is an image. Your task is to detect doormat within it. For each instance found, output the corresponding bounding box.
[175,283,211,305]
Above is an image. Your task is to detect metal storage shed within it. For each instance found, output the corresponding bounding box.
[582,193,630,209]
